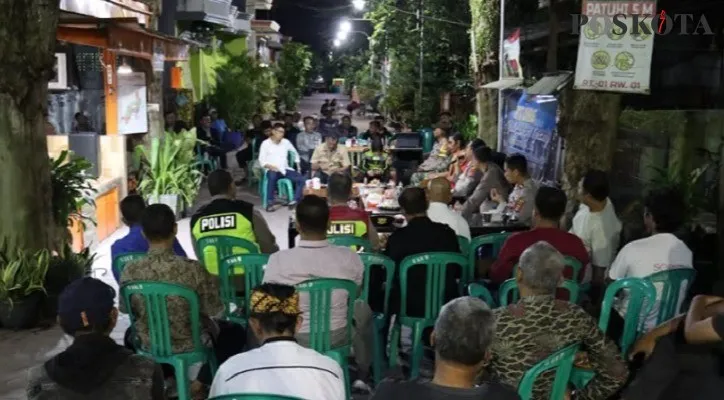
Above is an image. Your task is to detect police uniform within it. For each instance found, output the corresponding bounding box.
[328,205,378,250]
[191,195,278,274]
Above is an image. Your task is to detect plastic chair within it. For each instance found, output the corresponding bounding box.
[209,395,303,400]
[646,268,697,325]
[195,143,218,172]
[358,253,396,385]
[296,278,357,400]
[468,233,511,277]
[498,279,580,306]
[218,254,270,326]
[260,151,297,209]
[120,281,216,400]
[389,252,468,379]
[457,235,470,256]
[420,128,434,154]
[112,252,146,281]
[467,282,495,307]
[517,343,580,400]
[196,235,260,275]
[327,235,373,252]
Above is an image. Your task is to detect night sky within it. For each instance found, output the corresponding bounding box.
[262,0,368,54]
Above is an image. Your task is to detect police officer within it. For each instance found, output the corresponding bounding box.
[327,173,380,251]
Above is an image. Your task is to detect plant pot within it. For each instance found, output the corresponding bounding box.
[148,194,179,217]
[0,292,44,330]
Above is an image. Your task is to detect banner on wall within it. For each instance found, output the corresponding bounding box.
[502,91,560,183]
[117,72,148,135]
[573,1,656,94]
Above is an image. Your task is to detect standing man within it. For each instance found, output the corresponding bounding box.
[318,110,340,139]
[295,116,323,176]
[310,135,351,184]
[258,123,306,212]
[490,153,538,225]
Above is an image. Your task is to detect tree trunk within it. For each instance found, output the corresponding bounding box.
[559,90,621,223]
[0,0,60,254]
[146,0,164,139]
[470,0,500,147]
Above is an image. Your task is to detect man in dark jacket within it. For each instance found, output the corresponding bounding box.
[26,277,165,400]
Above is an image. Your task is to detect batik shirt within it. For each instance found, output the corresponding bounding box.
[487,295,628,400]
[418,140,451,173]
[119,248,223,353]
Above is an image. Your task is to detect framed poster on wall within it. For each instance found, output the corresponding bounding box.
[117,72,148,135]
[48,53,68,90]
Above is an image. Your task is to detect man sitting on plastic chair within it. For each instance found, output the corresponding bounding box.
[258,123,306,212]
[486,241,628,400]
[371,297,519,400]
[210,283,345,400]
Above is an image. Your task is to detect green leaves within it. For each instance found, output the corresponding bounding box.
[50,150,96,231]
[276,42,313,111]
[135,135,203,208]
[0,247,50,302]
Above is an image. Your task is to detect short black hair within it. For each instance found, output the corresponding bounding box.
[582,169,610,201]
[199,114,210,121]
[272,122,285,130]
[260,120,273,130]
[303,116,314,123]
[374,115,385,121]
[534,186,567,221]
[341,115,351,122]
[505,153,528,175]
[399,187,428,215]
[328,173,352,203]
[472,146,493,163]
[450,133,467,149]
[645,187,686,233]
[250,283,299,335]
[439,111,452,117]
[141,204,176,242]
[369,120,382,130]
[470,138,486,149]
[295,195,329,234]
[207,169,233,196]
[435,124,451,137]
[120,195,146,225]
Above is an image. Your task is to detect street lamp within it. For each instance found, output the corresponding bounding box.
[333,39,342,47]
[339,20,352,34]
[336,30,349,41]
[352,0,366,11]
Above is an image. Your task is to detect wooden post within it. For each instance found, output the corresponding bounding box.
[103,49,119,135]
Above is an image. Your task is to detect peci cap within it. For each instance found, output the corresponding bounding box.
[58,277,116,334]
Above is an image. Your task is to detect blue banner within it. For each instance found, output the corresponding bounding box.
[501,91,560,183]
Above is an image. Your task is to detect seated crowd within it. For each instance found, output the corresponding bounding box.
[27,107,724,400]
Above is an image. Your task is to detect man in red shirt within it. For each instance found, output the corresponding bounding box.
[327,172,380,251]
[490,186,589,284]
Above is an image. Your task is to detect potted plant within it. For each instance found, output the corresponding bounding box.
[41,245,96,320]
[135,135,203,216]
[0,248,50,329]
[50,151,96,252]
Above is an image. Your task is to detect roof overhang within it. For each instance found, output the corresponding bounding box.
[526,71,573,95]
[251,19,280,33]
[60,0,151,25]
[481,78,524,90]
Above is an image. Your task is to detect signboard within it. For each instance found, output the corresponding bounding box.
[502,91,560,183]
[573,1,656,94]
[117,72,148,135]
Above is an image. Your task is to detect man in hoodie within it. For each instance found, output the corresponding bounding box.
[26,277,165,400]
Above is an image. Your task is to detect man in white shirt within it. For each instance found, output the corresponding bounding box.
[570,170,622,287]
[258,123,305,211]
[262,195,374,391]
[210,283,345,400]
[427,177,471,240]
[608,188,693,331]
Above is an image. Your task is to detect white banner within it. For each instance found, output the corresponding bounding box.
[117,72,148,135]
[573,1,657,94]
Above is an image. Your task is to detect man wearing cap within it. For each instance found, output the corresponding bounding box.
[27,277,165,399]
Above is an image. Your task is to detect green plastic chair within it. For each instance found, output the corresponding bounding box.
[327,235,373,252]
[457,235,470,256]
[218,254,270,326]
[120,281,216,400]
[517,343,580,400]
[112,252,146,281]
[359,253,396,385]
[296,278,357,400]
[209,394,303,400]
[260,151,297,209]
[498,279,580,306]
[389,252,469,379]
[468,233,511,281]
[646,268,697,325]
[420,128,434,154]
[196,235,260,276]
[467,282,495,307]
[196,143,218,172]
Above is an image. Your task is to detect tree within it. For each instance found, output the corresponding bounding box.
[469,0,499,145]
[275,42,312,112]
[0,0,60,254]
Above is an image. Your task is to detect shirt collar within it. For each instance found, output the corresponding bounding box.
[211,194,233,202]
[262,336,297,346]
[148,247,174,256]
[519,294,554,305]
[297,239,330,248]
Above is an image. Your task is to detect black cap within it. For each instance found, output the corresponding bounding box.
[58,277,115,334]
